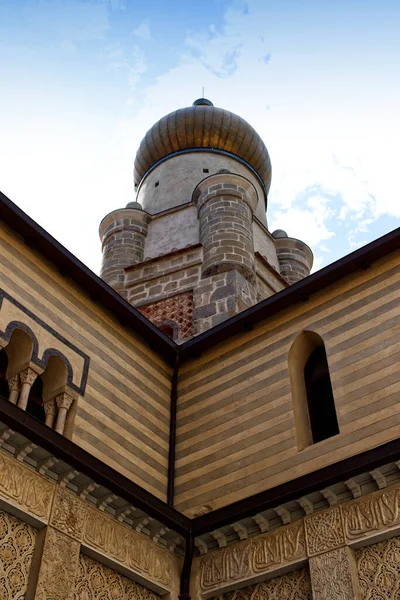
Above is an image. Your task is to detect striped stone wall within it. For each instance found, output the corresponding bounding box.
[0,222,172,501]
[176,249,400,515]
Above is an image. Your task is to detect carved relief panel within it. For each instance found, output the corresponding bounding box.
[0,508,37,600]
[34,526,81,600]
[0,452,54,521]
[74,554,160,600]
[356,536,400,600]
[82,506,172,587]
[216,568,311,600]
[309,546,361,600]
[200,521,306,591]
[342,486,400,542]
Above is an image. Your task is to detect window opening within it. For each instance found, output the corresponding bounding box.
[304,346,339,443]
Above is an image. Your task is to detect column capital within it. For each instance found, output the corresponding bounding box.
[55,392,74,411]
[19,366,39,386]
[8,373,21,392]
[43,398,57,417]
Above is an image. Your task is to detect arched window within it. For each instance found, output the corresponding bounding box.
[289,331,339,450]
[304,346,339,443]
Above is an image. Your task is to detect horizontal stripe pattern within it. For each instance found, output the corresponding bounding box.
[0,224,171,501]
[175,251,400,515]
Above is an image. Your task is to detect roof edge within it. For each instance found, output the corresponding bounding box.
[0,191,178,364]
[180,227,400,360]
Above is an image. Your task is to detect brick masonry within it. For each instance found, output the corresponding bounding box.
[139,292,194,341]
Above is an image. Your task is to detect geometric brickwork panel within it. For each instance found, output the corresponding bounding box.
[216,568,312,600]
[356,536,400,600]
[0,508,37,600]
[73,554,160,600]
[139,291,193,340]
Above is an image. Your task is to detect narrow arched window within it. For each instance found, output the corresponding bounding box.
[304,346,339,443]
[289,331,340,450]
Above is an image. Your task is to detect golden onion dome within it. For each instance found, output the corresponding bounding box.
[133,99,272,193]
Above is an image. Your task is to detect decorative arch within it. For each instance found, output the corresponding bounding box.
[41,350,71,401]
[4,322,37,377]
[288,330,339,450]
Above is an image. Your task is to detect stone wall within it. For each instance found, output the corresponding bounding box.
[0,221,173,502]
[176,249,400,515]
[0,451,181,600]
[191,484,400,600]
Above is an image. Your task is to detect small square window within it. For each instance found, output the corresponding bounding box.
[203,168,209,173]
[155,181,159,187]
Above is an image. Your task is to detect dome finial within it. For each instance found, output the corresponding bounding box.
[193,98,213,107]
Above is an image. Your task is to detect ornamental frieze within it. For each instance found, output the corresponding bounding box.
[82,506,171,587]
[252,519,305,572]
[342,485,400,541]
[0,452,54,520]
[200,521,306,590]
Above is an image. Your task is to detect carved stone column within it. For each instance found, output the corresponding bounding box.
[309,546,361,600]
[8,374,20,404]
[43,398,57,428]
[33,526,80,600]
[18,368,38,410]
[54,393,73,435]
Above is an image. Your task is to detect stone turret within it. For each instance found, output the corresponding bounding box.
[99,203,149,296]
[99,98,313,340]
[272,230,313,284]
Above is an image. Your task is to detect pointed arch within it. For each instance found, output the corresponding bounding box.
[289,331,339,450]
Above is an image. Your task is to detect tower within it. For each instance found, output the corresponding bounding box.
[99,99,313,340]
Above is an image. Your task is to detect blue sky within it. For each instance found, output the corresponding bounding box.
[0,0,399,273]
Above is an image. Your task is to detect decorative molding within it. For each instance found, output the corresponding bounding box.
[342,485,400,542]
[50,485,86,541]
[0,508,37,600]
[309,546,360,600]
[200,521,306,591]
[304,506,345,556]
[0,452,54,520]
[35,526,81,600]
[82,506,172,587]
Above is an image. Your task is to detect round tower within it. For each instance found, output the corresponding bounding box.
[98,97,313,338]
[99,202,149,294]
[194,173,258,284]
[272,230,313,284]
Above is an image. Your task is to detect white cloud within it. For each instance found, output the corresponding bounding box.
[1,0,399,275]
[133,20,151,41]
